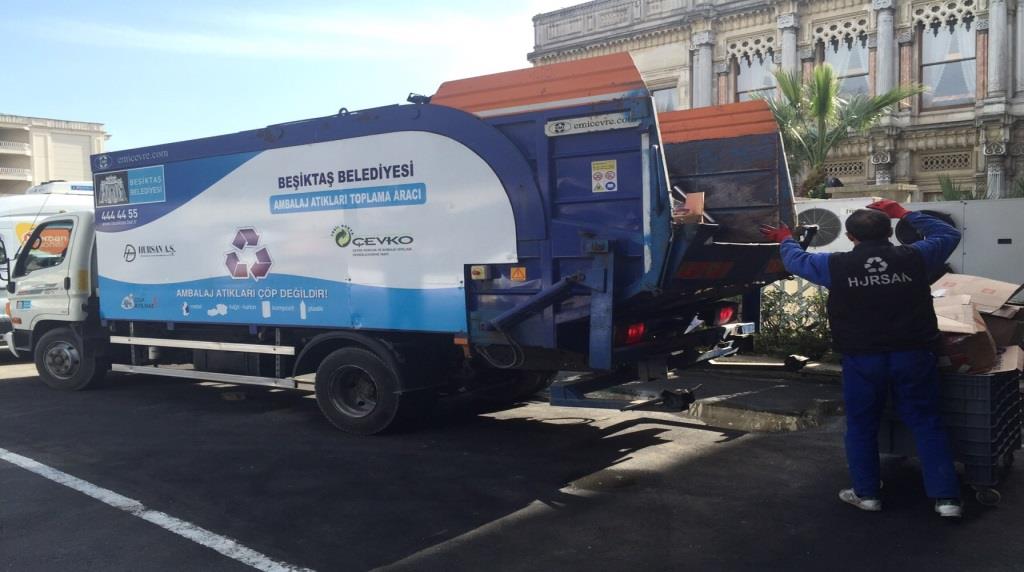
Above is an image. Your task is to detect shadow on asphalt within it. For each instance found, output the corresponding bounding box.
[1,372,1021,571]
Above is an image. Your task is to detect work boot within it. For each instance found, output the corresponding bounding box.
[838,488,882,512]
[934,498,963,519]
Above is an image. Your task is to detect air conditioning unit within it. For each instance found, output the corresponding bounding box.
[798,197,1024,285]
[795,197,877,253]
[904,198,1024,285]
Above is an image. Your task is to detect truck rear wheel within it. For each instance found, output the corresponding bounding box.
[315,347,422,435]
[34,327,107,391]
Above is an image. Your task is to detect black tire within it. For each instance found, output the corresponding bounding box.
[315,347,425,435]
[34,327,107,391]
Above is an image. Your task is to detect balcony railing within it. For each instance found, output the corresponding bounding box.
[0,167,32,180]
[0,141,31,154]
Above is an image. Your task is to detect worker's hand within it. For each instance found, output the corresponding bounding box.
[867,199,910,219]
[759,224,793,243]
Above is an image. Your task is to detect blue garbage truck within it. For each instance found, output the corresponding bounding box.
[5,54,798,433]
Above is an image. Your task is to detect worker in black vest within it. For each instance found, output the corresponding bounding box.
[760,199,963,518]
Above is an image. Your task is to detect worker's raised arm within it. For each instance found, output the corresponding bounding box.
[867,200,961,275]
[760,224,832,287]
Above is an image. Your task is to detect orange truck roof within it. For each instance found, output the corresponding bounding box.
[432,53,647,117]
[658,100,779,144]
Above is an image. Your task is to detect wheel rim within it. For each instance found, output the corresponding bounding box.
[44,341,81,380]
[327,365,379,418]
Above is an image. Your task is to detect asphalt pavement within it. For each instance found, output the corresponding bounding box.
[1,360,1023,571]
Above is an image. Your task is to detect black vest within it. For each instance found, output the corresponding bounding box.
[826,240,939,354]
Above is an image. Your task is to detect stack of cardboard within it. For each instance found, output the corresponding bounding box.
[932,274,1024,374]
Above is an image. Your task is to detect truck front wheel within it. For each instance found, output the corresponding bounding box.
[315,347,423,435]
[34,328,107,391]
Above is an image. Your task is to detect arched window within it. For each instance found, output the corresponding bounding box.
[824,35,869,96]
[920,15,976,108]
[735,50,776,101]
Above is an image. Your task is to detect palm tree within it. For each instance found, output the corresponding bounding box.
[763,65,924,197]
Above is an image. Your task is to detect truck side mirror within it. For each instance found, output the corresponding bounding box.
[0,238,7,265]
[6,281,14,294]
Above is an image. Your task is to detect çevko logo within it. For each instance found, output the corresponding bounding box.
[331,226,414,249]
[332,225,353,248]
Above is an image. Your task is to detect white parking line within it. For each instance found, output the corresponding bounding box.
[0,446,313,572]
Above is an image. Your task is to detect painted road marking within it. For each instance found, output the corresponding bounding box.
[0,446,313,572]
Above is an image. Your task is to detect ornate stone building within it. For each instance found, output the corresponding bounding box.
[529,0,1023,198]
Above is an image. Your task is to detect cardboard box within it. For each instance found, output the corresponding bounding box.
[991,345,1024,373]
[939,332,998,374]
[933,295,998,373]
[982,314,1024,347]
[671,192,705,224]
[932,274,1023,315]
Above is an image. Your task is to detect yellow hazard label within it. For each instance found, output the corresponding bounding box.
[591,160,618,193]
[510,267,527,281]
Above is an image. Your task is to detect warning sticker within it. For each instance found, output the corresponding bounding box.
[591,160,618,193]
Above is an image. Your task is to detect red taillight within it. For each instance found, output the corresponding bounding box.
[625,322,646,345]
[716,305,737,325]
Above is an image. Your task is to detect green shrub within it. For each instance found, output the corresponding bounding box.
[754,286,832,359]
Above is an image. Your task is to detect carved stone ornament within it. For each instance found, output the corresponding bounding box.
[872,0,894,10]
[875,166,893,184]
[773,51,783,64]
[692,30,715,46]
[871,151,893,165]
[714,61,730,75]
[1009,143,1024,156]
[987,161,1004,176]
[799,46,816,60]
[984,143,1007,156]
[912,0,974,27]
[777,13,798,29]
[868,34,878,48]
[896,29,914,44]
[813,17,869,44]
[976,18,989,31]
[726,34,776,60]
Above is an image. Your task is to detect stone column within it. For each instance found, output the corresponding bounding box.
[871,151,893,184]
[988,0,1009,97]
[1017,3,1024,95]
[715,62,731,105]
[873,0,896,95]
[799,46,816,79]
[897,29,915,110]
[985,143,1008,198]
[777,14,799,74]
[692,30,715,108]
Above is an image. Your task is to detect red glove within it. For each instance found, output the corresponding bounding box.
[867,199,910,219]
[759,224,793,243]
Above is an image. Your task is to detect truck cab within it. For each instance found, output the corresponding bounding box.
[5,212,95,376]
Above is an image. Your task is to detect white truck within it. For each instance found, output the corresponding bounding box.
[0,182,93,343]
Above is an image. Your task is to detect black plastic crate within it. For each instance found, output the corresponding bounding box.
[949,421,1022,457]
[940,370,1021,401]
[940,384,1019,415]
[940,395,1021,429]
[946,409,1022,443]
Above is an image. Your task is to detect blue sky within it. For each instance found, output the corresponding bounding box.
[5,0,573,151]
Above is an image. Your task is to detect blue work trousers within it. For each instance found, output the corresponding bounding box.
[842,350,960,499]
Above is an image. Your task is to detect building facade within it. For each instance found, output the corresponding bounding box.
[530,0,1023,198]
[0,114,107,195]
